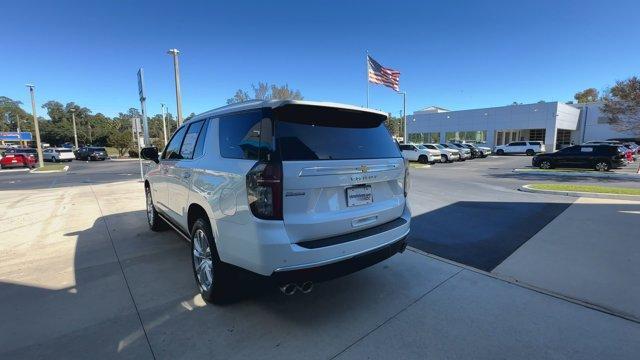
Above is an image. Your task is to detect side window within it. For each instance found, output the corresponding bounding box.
[560,146,579,154]
[219,111,265,159]
[399,145,409,151]
[179,120,204,159]
[193,119,209,158]
[163,126,187,160]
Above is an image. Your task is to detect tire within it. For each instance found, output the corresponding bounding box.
[191,218,236,304]
[539,160,553,169]
[145,186,168,231]
[525,149,535,156]
[496,149,504,155]
[594,161,610,172]
[441,154,448,163]
[418,155,429,164]
[52,157,57,163]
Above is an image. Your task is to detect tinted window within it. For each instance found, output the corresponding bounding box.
[193,119,209,158]
[529,141,542,145]
[559,146,580,154]
[179,120,204,159]
[425,145,436,150]
[509,142,526,146]
[219,111,265,160]
[399,145,412,151]
[163,126,187,160]
[273,106,400,161]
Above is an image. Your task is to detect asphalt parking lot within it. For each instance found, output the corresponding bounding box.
[1,157,639,359]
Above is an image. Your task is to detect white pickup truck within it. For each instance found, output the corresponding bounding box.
[494,141,546,156]
[400,144,441,164]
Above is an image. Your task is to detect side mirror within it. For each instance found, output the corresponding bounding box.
[140,147,159,163]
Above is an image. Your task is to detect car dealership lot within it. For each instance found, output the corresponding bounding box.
[1,158,639,359]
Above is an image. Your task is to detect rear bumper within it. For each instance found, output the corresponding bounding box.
[217,204,411,277]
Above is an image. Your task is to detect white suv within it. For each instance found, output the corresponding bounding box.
[494,141,546,156]
[141,100,411,303]
[399,144,441,164]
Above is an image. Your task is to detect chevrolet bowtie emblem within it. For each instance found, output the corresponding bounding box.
[359,165,369,173]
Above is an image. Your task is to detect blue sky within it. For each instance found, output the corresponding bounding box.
[2,0,639,119]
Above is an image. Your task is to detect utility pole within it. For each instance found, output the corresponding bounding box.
[70,108,79,149]
[26,84,44,168]
[398,91,407,143]
[160,103,168,147]
[167,49,183,126]
[16,114,23,147]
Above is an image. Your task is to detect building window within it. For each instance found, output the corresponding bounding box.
[529,129,546,142]
[408,132,440,144]
[556,129,572,148]
[445,130,486,143]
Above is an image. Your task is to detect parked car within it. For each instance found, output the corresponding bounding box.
[494,141,545,156]
[449,142,481,158]
[441,143,470,160]
[532,144,626,171]
[43,147,75,162]
[141,100,411,303]
[0,153,36,169]
[75,147,108,161]
[5,147,39,160]
[400,144,441,164]
[464,143,491,157]
[426,144,459,163]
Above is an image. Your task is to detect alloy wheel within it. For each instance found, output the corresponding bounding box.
[595,162,609,172]
[540,161,551,169]
[192,229,214,292]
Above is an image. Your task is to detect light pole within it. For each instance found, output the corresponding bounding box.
[160,103,168,147]
[16,114,23,147]
[398,91,407,143]
[70,108,79,149]
[167,48,183,126]
[26,84,44,168]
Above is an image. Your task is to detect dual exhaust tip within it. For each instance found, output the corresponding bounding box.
[280,281,313,295]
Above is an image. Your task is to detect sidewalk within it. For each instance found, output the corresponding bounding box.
[494,196,640,321]
[1,181,639,359]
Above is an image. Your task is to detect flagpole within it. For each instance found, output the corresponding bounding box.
[366,51,369,108]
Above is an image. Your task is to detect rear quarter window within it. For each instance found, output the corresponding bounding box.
[219,110,269,160]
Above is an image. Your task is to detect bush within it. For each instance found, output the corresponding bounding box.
[128,149,139,158]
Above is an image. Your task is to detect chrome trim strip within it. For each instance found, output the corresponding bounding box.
[273,227,410,272]
[157,213,191,242]
[298,163,399,177]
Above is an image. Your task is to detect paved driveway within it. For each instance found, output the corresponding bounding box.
[1,180,639,359]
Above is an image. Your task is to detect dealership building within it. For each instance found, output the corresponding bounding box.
[407,101,636,151]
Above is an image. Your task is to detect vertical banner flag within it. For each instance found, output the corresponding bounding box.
[367,55,400,91]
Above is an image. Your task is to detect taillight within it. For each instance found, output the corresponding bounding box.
[246,161,283,220]
[403,158,410,197]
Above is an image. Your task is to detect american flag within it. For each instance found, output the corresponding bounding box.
[367,55,400,91]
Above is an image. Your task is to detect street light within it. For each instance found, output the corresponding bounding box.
[160,103,168,146]
[25,84,44,168]
[398,91,407,143]
[167,48,183,126]
[70,108,79,149]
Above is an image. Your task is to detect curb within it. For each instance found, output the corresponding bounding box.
[513,168,639,180]
[0,168,30,173]
[519,184,640,200]
[29,165,69,174]
[108,158,140,161]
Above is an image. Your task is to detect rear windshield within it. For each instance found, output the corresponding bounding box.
[272,105,401,161]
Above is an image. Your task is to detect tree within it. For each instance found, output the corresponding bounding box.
[226,82,303,104]
[108,131,133,156]
[601,76,640,135]
[574,88,599,103]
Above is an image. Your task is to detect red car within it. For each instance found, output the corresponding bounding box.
[0,153,36,169]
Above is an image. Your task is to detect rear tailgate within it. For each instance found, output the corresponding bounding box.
[282,158,405,243]
[272,104,406,243]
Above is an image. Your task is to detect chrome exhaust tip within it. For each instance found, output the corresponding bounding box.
[280,283,297,296]
[298,281,314,294]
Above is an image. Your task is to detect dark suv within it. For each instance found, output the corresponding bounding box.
[532,145,626,171]
[75,147,108,161]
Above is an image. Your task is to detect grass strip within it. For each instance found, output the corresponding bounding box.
[529,183,640,196]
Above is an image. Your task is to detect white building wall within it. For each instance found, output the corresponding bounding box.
[570,102,637,142]
[408,102,580,150]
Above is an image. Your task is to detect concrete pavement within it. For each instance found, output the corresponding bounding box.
[494,196,640,321]
[1,180,639,359]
